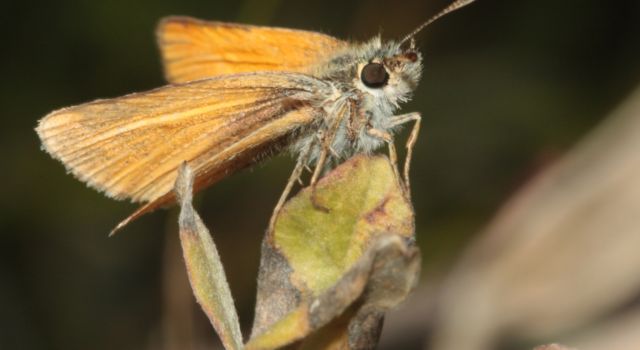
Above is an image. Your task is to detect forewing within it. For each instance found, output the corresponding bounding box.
[37,72,328,204]
[157,16,347,83]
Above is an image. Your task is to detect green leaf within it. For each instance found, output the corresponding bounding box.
[274,154,415,293]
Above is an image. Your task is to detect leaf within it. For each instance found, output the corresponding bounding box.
[248,155,419,349]
[274,154,414,294]
[247,234,420,350]
[175,163,243,350]
[430,84,640,350]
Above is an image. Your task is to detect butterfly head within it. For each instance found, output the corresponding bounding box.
[350,37,423,110]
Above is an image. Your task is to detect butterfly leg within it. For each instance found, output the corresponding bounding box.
[308,135,332,213]
[367,128,404,193]
[389,112,421,195]
[268,150,312,233]
[308,103,350,212]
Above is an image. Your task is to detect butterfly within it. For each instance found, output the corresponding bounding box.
[35,0,475,235]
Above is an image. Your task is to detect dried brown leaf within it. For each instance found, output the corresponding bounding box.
[175,163,243,350]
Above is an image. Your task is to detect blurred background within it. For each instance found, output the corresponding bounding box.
[2,0,640,349]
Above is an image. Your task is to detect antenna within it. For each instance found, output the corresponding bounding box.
[399,0,477,46]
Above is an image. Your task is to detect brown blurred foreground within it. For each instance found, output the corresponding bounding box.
[381,83,640,350]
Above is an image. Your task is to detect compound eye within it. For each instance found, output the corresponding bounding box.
[360,62,389,88]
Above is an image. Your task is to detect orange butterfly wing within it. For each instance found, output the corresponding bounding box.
[157,16,347,83]
[36,73,329,206]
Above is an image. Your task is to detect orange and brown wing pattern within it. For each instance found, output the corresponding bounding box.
[37,73,327,204]
[157,16,347,83]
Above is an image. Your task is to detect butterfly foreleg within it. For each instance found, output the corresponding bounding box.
[389,112,421,194]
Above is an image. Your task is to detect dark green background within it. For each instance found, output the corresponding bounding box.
[2,0,639,349]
